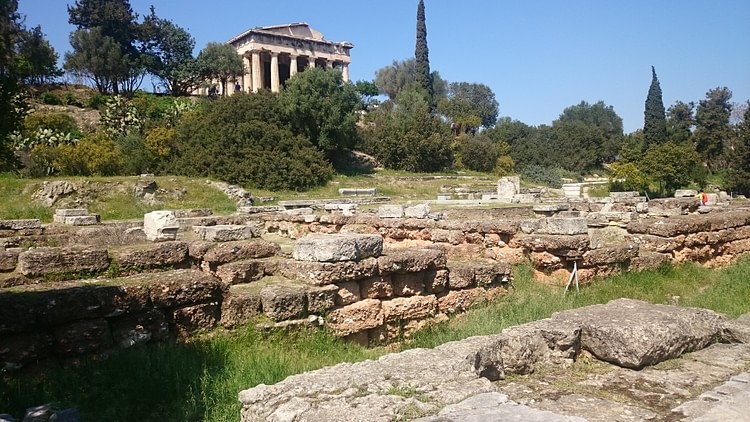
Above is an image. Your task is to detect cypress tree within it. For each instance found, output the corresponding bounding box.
[643,66,667,146]
[414,0,433,109]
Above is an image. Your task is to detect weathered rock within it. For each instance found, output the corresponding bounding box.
[203,240,280,264]
[32,180,76,207]
[53,318,111,356]
[293,234,383,262]
[143,210,180,242]
[306,285,338,314]
[279,258,378,286]
[0,248,20,272]
[17,246,110,277]
[447,260,511,289]
[215,259,277,285]
[544,217,588,235]
[193,225,258,242]
[378,205,404,218]
[110,309,169,348]
[112,241,189,269]
[511,234,589,254]
[377,248,447,274]
[220,284,262,328]
[327,299,384,336]
[334,280,360,306]
[52,208,87,223]
[360,276,394,299]
[0,331,54,366]
[171,302,220,336]
[675,189,698,198]
[552,298,725,368]
[391,272,425,296]
[647,197,700,217]
[382,295,437,322]
[630,251,670,271]
[722,313,750,344]
[672,372,750,421]
[260,280,308,322]
[582,244,638,266]
[404,203,430,219]
[437,288,485,314]
[145,269,224,308]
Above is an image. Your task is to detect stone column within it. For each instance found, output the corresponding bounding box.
[309,57,316,69]
[326,60,333,69]
[243,57,251,93]
[342,63,350,83]
[290,55,298,77]
[270,53,280,93]
[251,51,261,93]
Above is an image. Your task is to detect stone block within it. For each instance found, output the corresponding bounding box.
[17,246,110,277]
[203,240,280,265]
[143,210,179,242]
[360,276,394,299]
[282,207,313,216]
[171,302,220,337]
[260,281,308,322]
[293,234,383,262]
[675,189,698,198]
[0,248,19,272]
[582,244,639,266]
[382,295,437,322]
[146,269,224,308]
[377,248,447,274]
[220,285,262,328]
[609,191,639,199]
[392,272,425,296]
[404,203,431,219]
[544,217,588,235]
[193,225,258,242]
[437,288,485,314]
[306,285,338,314]
[53,318,112,356]
[0,219,42,230]
[62,215,100,226]
[378,205,404,218]
[335,280,361,305]
[173,208,213,218]
[0,331,54,366]
[215,259,276,285]
[426,269,448,294]
[326,299,384,336]
[497,176,520,197]
[279,258,378,286]
[52,208,87,223]
[112,241,189,269]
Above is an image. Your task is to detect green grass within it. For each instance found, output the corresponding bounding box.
[0,173,53,221]
[3,260,750,421]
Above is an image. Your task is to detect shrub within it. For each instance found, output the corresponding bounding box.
[454,134,499,173]
[64,92,84,107]
[609,162,648,193]
[87,92,107,110]
[494,155,515,176]
[39,91,62,105]
[23,112,80,136]
[100,95,142,138]
[520,165,563,188]
[54,132,125,176]
[117,132,154,175]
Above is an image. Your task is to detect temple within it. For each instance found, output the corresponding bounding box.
[224,22,353,94]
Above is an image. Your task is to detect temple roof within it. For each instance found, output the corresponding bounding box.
[227,22,352,47]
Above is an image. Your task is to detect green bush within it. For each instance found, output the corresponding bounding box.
[53,132,125,176]
[64,92,84,107]
[23,112,80,136]
[454,134,499,173]
[87,92,107,110]
[169,92,333,191]
[520,165,563,188]
[100,95,142,138]
[38,91,62,105]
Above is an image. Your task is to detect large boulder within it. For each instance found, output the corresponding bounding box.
[17,246,110,277]
[111,241,189,269]
[293,234,383,262]
[551,298,725,368]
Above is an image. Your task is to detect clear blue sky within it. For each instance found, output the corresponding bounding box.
[18,0,750,133]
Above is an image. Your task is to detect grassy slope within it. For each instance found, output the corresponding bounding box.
[2,260,749,421]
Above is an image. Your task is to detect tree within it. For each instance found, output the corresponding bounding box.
[0,0,25,170]
[64,28,130,94]
[279,67,360,155]
[667,100,694,145]
[552,100,624,169]
[438,82,499,130]
[694,87,733,172]
[16,25,62,85]
[353,79,379,110]
[142,8,200,96]
[374,58,446,100]
[414,0,432,108]
[485,117,531,146]
[643,66,667,146]
[728,102,750,196]
[641,142,703,195]
[196,42,244,97]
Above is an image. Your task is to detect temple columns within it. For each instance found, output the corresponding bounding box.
[342,63,350,83]
[243,58,251,93]
[290,55,298,77]
[251,51,261,93]
[270,53,280,93]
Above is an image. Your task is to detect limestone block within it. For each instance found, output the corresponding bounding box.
[426,269,449,294]
[382,295,438,323]
[582,244,638,266]
[532,203,570,213]
[706,193,719,206]
[63,215,100,226]
[143,210,179,242]
[530,251,563,271]
[193,224,258,242]
[110,309,169,348]
[588,226,630,249]
[404,203,431,219]
[53,318,112,356]
[335,280,361,306]
[145,269,224,308]
[497,176,520,197]
[674,189,698,198]
[609,191,639,199]
[307,284,338,314]
[188,241,213,260]
[0,219,42,230]
[377,248,447,275]
[203,240,280,264]
[360,276,394,299]
[17,246,110,277]
[510,234,589,254]
[52,208,87,223]
[0,248,20,272]
[279,258,378,286]
[437,288,485,314]
[392,272,425,296]
[220,285,262,328]
[544,217,588,235]
[293,233,383,262]
[629,251,670,271]
[518,219,546,234]
[646,198,699,217]
[112,241,189,269]
[260,281,308,322]
[0,331,54,366]
[552,298,725,368]
[378,205,404,218]
[215,259,276,285]
[282,207,313,216]
[326,298,384,336]
[721,313,750,344]
[171,302,220,337]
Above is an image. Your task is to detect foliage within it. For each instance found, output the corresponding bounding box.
[170,92,333,191]
[508,124,555,169]
[694,87,733,172]
[23,112,80,136]
[552,100,624,170]
[666,100,694,145]
[100,95,142,138]
[64,28,132,94]
[438,82,498,130]
[618,131,645,163]
[453,134,498,172]
[414,0,433,107]
[142,8,201,96]
[353,79,379,109]
[727,102,750,196]
[609,162,648,192]
[279,67,359,155]
[38,91,62,105]
[373,58,446,100]
[197,42,244,96]
[16,25,62,85]
[643,66,667,147]
[55,132,125,176]
[0,0,24,171]
[359,87,452,172]
[641,141,703,195]
[519,164,562,188]
[484,117,532,146]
